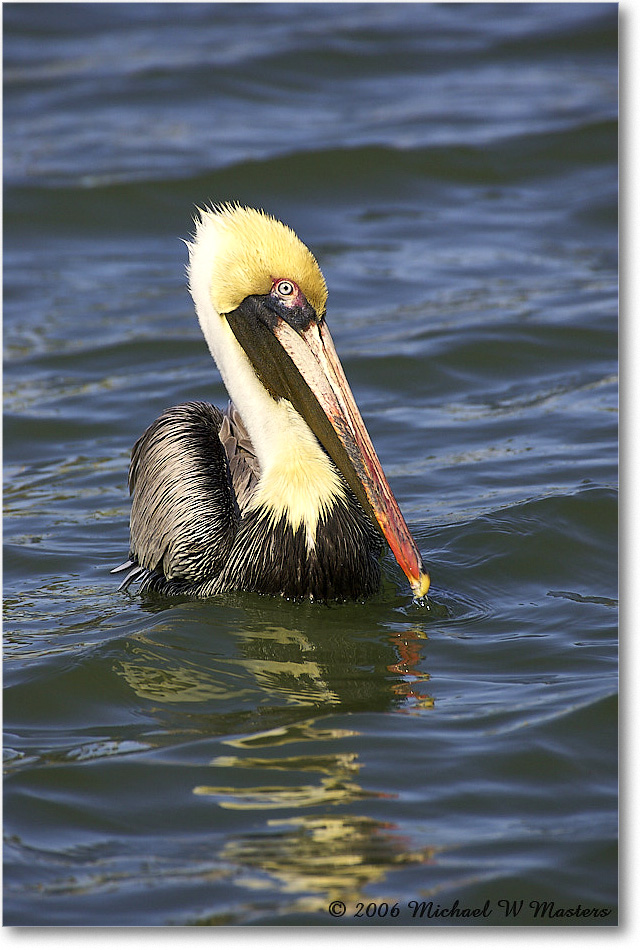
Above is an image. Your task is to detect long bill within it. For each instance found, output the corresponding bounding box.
[268,316,431,599]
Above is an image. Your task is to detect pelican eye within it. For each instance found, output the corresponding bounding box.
[275,279,296,298]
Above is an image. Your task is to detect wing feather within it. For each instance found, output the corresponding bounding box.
[218,402,261,514]
[128,402,239,585]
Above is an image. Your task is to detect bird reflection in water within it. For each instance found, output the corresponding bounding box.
[116,614,436,914]
[116,618,434,711]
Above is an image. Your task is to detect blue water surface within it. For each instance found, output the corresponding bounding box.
[3,2,617,927]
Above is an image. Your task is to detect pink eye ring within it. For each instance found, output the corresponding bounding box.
[275,279,296,298]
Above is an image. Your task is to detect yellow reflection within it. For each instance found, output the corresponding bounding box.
[223,718,357,749]
[232,656,339,706]
[115,644,251,703]
[115,620,434,712]
[115,625,343,708]
[210,753,359,774]
[193,780,380,810]
[193,749,382,810]
[219,813,438,911]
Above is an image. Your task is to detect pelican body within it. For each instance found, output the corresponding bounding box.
[114,205,430,602]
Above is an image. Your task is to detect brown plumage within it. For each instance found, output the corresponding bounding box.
[113,204,429,602]
[114,401,382,599]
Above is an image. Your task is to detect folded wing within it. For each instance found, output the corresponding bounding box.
[125,402,258,590]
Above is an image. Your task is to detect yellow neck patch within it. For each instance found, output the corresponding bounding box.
[191,203,328,318]
[250,400,346,550]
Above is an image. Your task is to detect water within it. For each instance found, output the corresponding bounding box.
[3,2,618,927]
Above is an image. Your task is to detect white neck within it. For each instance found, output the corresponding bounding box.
[187,226,344,542]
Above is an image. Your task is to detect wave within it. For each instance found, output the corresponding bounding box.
[4,115,616,234]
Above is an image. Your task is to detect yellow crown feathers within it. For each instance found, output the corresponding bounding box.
[190,203,328,319]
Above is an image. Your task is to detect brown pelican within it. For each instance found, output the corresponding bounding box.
[113,204,430,602]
